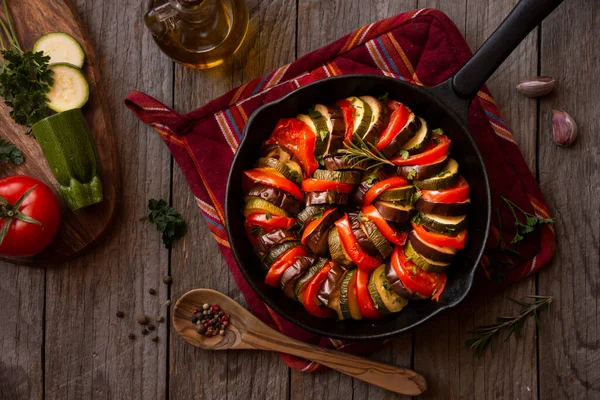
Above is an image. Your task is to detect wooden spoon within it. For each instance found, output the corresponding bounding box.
[173,289,427,396]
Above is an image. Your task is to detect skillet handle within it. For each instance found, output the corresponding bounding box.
[430,0,564,119]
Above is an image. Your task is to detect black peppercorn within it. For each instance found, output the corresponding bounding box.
[147,324,156,331]
[141,328,149,335]
[128,333,136,340]
[151,336,159,342]
[116,311,124,318]
[163,276,173,284]
[149,288,156,295]
[137,315,149,325]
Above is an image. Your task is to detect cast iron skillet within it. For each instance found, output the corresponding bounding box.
[225,0,563,341]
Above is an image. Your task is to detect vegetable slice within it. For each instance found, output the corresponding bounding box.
[362,176,408,206]
[419,212,468,234]
[361,204,408,246]
[243,168,303,201]
[301,178,355,194]
[335,214,383,271]
[400,118,430,155]
[243,198,288,217]
[413,158,459,190]
[390,135,451,166]
[412,223,467,249]
[420,176,470,203]
[312,169,361,184]
[389,247,447,300]
[34,32,85,67]
[294,258,328,302]
[264,246,308,287]
[355,268,383,319]
[404,240,451,273]
[46,64,89,112]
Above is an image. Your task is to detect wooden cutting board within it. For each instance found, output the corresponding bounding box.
[0,0,119,265]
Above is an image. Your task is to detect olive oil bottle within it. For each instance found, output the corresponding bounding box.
[145,0,248,69]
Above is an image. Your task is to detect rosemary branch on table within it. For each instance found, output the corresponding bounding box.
[465,295,553,358]
[338,133,394,170]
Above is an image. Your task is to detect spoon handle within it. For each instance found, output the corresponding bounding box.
[241,329,426,396]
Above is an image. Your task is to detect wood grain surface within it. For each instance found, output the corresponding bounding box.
[0,0,119,265]
[0,0,598,399]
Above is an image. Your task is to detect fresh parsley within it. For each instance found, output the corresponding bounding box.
[144,199,187,248]
[406,168,417,180]
[502,196,555,243]
[436,170,451,177]
[409,189,422,205]
[432,128,444,135]
[364,172,379,185]
[0,138,23,164]
[288,169,302,184]
[410,266,418,275]
[411,212,422,225]
[265,212,272,220]
[250,226,266,237]
[307,108,321,119]
[398,150,410,160]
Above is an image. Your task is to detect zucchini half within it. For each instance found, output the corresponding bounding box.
[413,158,460,190]
[400,117,430,155]
[359,96,389,144]
[369,264,408,313]
[298,113,330,162]
[376,185,416,203]
[405,240,450,273]
[328,227,354,267]
[294,258,328,302]
[346,97,373,140]
[419,212,468,235]
[339,269,362,320]
[261,240,303,271]
[312,169,361,184]
[362,220,393,258]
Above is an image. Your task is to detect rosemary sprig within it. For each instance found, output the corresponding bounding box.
[466,295,553,358]
[339,132,393,170]
[502,196,555,243]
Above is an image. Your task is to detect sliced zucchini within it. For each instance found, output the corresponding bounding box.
[327,285,344,320]
[46,64,89,112]
[243,198,288,217]
[256,157,301,183]
[34,32,85,67]
[294,258,328,302]
[261,240,302,271]
[368,266,390,314]
[414,158,460,190]
[328,227,354,267]
[339,270,361,320]
[298,113,329,161]
[346,97,372,140]
[362,220,393,257]
[400,117,430,155]
[415,197,471,216]
[312,169,361,184]
[372,264,409,313]
[315,104,346,137]
[297,205,324,225]
[376,185,416,203]
[419,212,468,235]
[408,230,456,263]
[405,240,450,273]
[396,156,449,181]
[372,201,416,223]
[359,96,389,144]
[380,112,420,158]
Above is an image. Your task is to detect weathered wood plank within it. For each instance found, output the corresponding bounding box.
[43,1,172,399]
[170,0,296,399]
[538,1,600,398]
[413,1,539,399]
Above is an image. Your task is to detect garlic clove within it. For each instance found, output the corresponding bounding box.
[551,110,578,147]
[516,76,555,98]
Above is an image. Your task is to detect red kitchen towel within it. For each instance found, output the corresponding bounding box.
[126,8,555,371]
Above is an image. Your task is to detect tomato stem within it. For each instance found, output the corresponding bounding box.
[0,184,43,245]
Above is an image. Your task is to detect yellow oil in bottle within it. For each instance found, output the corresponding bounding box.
[145,0,249,69]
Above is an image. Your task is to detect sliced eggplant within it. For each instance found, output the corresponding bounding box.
[312,169,361,184]
[408,230,456,263]
[314,103,346,137]
[376,185,416,203]
[254,229,297,260]
[245,185,303,215]
[280,255,316,299]
[380,113,421,158]
[419,212,468,234]
[385,261,429,301]
[401,117,430,155]
[256,157,298,183]
[362,220,393,257]
[396,156,449,180]
[297,205,325,225]
[415,197,470,216]
[345,96,372,140]
[348,213,379,255]
[413,158,460,190]
[260,144,303,180]
[304,190,349,206]
[372,200,416,223]
[243,197,288,218]
[261,240,302,271]
[328,227,354,267]
[405,240,450,273]
[369,264,408,313]
[303,208,343,256]
[351,169,389,206]
[367,266,389,314]
[317,262,347,306]
[294,258,328,302]
[359,96,389,144]
[339,269,362,320]
[323,154,367,171]
[327,283,344,320]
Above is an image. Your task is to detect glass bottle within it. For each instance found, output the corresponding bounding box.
[144,0,249,69]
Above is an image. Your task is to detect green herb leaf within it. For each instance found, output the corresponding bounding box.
[436,170,450,177]
[288,169,302,184]
[250,226,265,237]
[145,199,187,248]
[406,168,417,180]
[364,172,379,185]
[308,108,321,119]
[398,150,410,160]
[411,213,422,225]
[0,138,23,164]
[410,266,418,275]
[378,92,389,101]
[265,212,272,220]
[432,128,444,135]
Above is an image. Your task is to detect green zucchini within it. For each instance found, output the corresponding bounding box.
[339,270,361,320]
[405,240,450,273]
[419,212,468,234]
[362,220,392,257]
[46,64,89,112]
[243,198,289,217]
[298,114,329,160]
[256,157,300,183]
[34,32,85,67]
[359,96,388,144]
[401,117,430,155]
[262,240,302,271]
[367,266,390,314]
[32,109,102,210]
[347,97,373,140]
[297,206,324,225]
[371,264,408,312]
[376,185,416,203]
[312,169,361,184]
[413,158,460,190]
[328,227,354,267]
[294,258,328,301]
[308,108,331,159]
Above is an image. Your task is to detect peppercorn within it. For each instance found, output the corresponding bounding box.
[141,328,149,336]
[116,311,124,318]
[219,330,225,336]
[128,333,136,340]
[137,315,149,325]
[147,324,156,331]
[149,288,156,295]
[163,276,173,284]
[156,316,165,323]
[151,336,159,342]
[202,303,210,310]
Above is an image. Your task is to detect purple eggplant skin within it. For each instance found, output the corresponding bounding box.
[323,155,367,171]
[352,180,374,206]
[372,201,416,223]
[253,229,297,260]
[304,209,343,256]
[280,256,316,299]
[385,261,428,301]
[326,103,347,137]
[396,157,449,181]
[317,263,348,306]
[246,185,303,215]
[408,231,456,263]
[305,191,349,207]
[415,197,470,216]
[327,134,345,156]
[348,213,380,256]
[260,143,294,159]
[380,116,422,158]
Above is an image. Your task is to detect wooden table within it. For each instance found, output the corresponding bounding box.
[1,1,597,399]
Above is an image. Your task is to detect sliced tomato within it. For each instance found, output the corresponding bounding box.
[243,168,303,201]
[266,118,318,176]
[420,176,470,203]
[264,246,308,287]
[391,247,447,300]
[301,208,336,245]
[390,135,451,166]
[361,205,408,246]
[355,268,383,319]
[303,261,334,318]
[362,176,408,206]
[334,214,383,271]
[336,99,356,143]
[412,223,468,249]
[301,179,354,194]
[375,102,411,150]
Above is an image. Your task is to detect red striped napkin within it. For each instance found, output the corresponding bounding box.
[125,8,555,372]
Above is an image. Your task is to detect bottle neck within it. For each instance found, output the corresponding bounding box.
[169,0,217,21]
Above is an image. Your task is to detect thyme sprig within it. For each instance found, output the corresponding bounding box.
[466,295,553,358]
[339,133,393,170]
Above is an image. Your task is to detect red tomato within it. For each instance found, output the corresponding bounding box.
[301,179,354,194]
[0,175,61,257]
[391,247,447,300]
[412,223,468,249]
[362,176,408,206]
[303,261,334,318]
[390,135,451,166]
[301,208,336,245]
[334,214,382,271]
[266,118,318,176]
[376,103,411,150]
[361,205,408,246]
[264,246,308,287]
[355,268,383,319]
[420,176,470,203]
[243,168,303,201]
